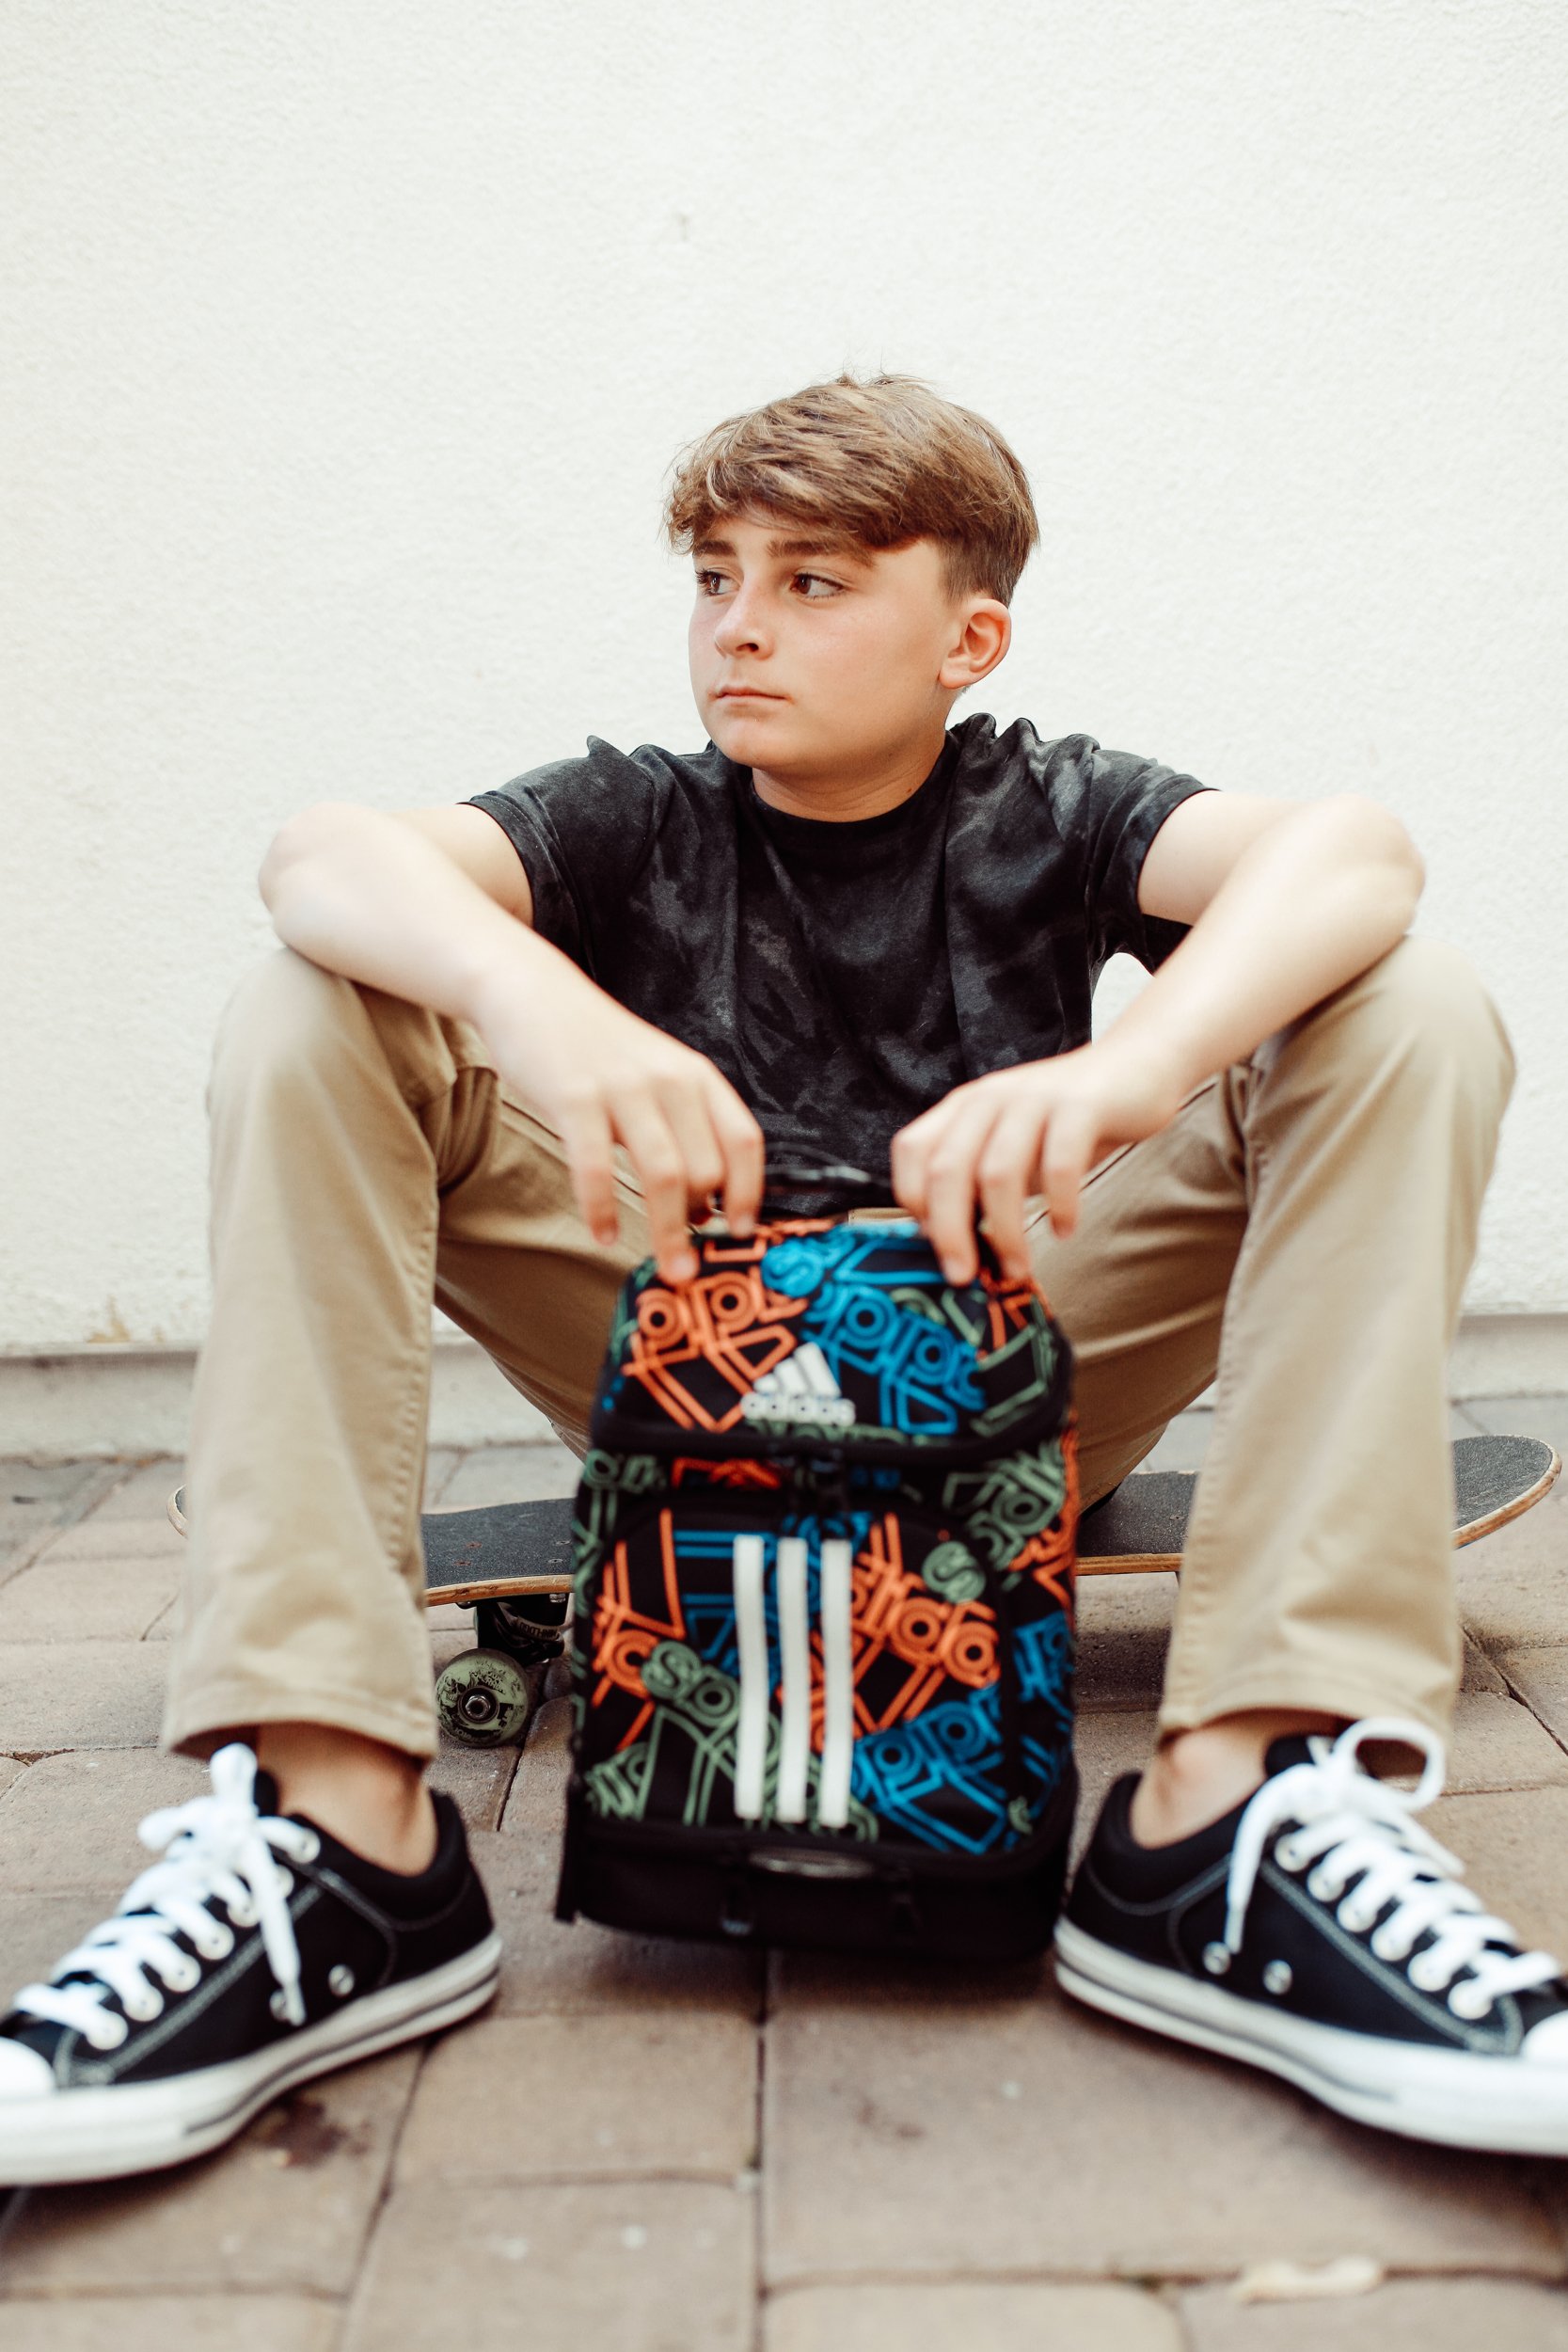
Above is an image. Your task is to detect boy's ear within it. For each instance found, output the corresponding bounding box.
[937,597,1011,692]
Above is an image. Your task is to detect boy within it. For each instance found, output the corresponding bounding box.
[5,373,1565,2184]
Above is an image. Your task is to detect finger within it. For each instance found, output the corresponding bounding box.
[611,1091,699,1282]
[890,1104,944,1224]
[1039,1100,1099,1239]
[555,1092,622,1250]
[651,1074,729,1216]
[702,1073,766,1236]
[975,1103,1051,1279]
[922,1098,1005,1285]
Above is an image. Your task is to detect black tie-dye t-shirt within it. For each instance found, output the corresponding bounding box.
[468,714,1211,1202]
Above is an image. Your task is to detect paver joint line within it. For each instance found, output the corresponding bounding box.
[391,2166,767,2188]
[1499,1665,1568,1766]
[0,1459,133,1594]
[757,2263,1254,2289]
[348,2035,435,2298]
[0,2284,350,2302]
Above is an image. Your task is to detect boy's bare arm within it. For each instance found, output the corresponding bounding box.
[1109,788,1425,1090]
[261,803,538,1010]
[260,803,764,1279]
[894,793,1425,1283]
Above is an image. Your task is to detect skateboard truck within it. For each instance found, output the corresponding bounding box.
[434,1590,570,1750]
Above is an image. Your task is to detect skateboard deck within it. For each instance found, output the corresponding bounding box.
[168,1433,1559,1597]
[166,1435,1559,1745]
[1077,1432,1560,1573]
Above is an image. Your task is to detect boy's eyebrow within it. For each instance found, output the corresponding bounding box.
[769,535,871,565]
[691,532,871,567]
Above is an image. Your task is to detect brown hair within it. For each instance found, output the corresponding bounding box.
[664,373,1039,606]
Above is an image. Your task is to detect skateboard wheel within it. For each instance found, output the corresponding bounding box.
[435,1647,533,1747]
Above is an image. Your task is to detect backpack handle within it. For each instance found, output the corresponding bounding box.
[758,1157,902,1213]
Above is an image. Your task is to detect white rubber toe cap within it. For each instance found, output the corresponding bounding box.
[0,2038,57,2101]
[1521,2010,1568,2066]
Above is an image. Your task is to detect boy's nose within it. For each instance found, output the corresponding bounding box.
[713,588,769,655]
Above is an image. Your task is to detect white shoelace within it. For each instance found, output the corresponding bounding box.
[1224,1717,1560,2022]
[14,1744,320,2053]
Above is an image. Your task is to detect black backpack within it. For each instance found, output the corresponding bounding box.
[555,1173,1079,1961]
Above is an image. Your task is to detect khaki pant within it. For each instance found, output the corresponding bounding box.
[166,935,1514,1763]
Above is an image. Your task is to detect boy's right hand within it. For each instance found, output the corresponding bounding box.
[471,958,765,1285]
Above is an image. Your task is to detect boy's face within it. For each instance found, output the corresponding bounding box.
[688,515,1007,790]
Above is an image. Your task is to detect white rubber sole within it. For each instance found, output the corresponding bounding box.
[1054,1919,1568,2155]
[0,1932,502,2186]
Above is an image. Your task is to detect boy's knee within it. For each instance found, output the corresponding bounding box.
[209,951,469,1137]
[1301,935,1515,1100]
[210,949,361,1105]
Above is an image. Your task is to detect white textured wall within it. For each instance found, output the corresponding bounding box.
[4,0,1564,1354]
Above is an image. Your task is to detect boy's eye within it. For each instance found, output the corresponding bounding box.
[694,568,732,596]
[794,572,841,599]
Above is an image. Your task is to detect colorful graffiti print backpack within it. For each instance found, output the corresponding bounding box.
[554,1172,1080,1961]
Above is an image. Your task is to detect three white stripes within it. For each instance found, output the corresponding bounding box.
[732,1535,854,1829]
[732,1538,768,1823]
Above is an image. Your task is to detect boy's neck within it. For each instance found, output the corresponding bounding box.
[749,716,952,823]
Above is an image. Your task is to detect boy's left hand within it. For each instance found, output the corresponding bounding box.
[891,1041,1187,1285]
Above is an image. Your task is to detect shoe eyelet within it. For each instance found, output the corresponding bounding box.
[1274,1836,1308,1872]
[274,1870,294,1899]
[228,1899,257,1930]
[1201,1941,1231,1977]
[1337,1899,1376,1934]
[1448,1980,1494,2022]
[269,1987,293,2022]
[163,1956,201,1994]
[1408,1952,1452,1994]
[197,1925,234,1962]
[1371,1927,1412,1963]
[125,1988,164,2024]
[328,1964,356,1999]
[1262,1960,1293,1996]
[296,1831,322,1863]
[1307,1867,1344,1902]
[87,2011,129,2052]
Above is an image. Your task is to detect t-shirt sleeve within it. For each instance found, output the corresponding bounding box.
[1064,741,1216,973]
[466,737,669,977]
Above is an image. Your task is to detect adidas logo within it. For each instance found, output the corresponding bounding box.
[740,1342,855,1427]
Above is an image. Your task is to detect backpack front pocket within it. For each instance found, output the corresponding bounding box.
[574,1496,1070,1858]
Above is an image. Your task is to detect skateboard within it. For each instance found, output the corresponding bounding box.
[166,1434,1560,1749]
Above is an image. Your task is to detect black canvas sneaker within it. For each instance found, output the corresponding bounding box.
[1055,1717,1568,2153]
[0,1743,500,2185]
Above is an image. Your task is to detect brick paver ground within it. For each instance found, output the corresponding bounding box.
[3,1401,1568,2345]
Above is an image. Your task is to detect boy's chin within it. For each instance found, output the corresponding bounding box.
[706,704,800,759]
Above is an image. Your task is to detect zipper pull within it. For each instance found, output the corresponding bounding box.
[806,1456,852,1522]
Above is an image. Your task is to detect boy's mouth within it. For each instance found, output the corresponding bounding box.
[714,685,786,701]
